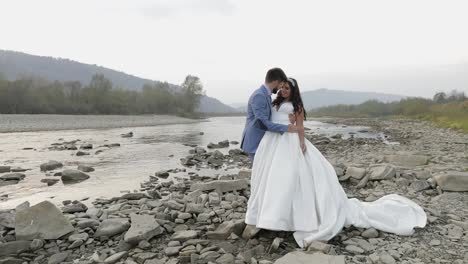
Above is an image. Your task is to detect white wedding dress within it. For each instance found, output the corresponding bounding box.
[245,102,427,248]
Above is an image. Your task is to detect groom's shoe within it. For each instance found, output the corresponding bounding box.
[242,225,261,240]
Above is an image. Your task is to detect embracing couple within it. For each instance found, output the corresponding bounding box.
[240,68,427,248]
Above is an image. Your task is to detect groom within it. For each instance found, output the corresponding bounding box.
[241,68,298,161]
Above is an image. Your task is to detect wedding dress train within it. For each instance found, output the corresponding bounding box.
[245,102,427,248]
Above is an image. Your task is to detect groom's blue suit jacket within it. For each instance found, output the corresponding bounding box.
[240,85,289,155]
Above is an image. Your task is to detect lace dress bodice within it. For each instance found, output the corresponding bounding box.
[271,102,294,124]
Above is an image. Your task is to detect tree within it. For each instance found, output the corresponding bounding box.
[433,92,447,103]
[180,75,205,113]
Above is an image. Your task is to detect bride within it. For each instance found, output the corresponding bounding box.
[245,78,427,248]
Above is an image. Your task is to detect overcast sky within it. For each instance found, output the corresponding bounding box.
[2,0,468,104]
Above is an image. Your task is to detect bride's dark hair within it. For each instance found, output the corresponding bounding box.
[272,78,307,120]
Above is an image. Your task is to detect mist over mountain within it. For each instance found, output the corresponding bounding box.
[0,50,238,113]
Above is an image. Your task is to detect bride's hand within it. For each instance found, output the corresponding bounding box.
[300,141,307,153]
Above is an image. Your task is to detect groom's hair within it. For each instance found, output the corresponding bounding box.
[265,68,287,83]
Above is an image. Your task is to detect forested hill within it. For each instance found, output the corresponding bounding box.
[0,50,238,113]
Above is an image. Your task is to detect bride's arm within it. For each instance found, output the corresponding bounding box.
[296,108,306,153]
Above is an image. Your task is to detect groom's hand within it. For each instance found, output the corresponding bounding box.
[287,124,299,133]
[289,113,296,124]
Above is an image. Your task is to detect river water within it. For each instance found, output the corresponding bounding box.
[0,116,383,209]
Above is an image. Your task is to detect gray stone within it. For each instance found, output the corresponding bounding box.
[165,246,182,256]
[242,225,261,239]
[171,230,198,241]
[207,220,245,240]
[307,241,331,253]
[48,252,69,264]
[216,253,235,264]
[68,232,89,242]
[15,201,74,240]
[384,153,428,167]
[124,213,163,244]
[0,211,15,228]
[41,178,60,186]
[410,180,431,192]
[0,257,23,264]
[369,165,396,180]
[0,166,10,173]
[345,245,364,254]
[95,218,130,238]
[274,252,345,264]
[379,252,396,264]
[40,161,63,171]
[0,241,31,257]
[61,169,90,184]
[190,179,249,193]
[62,201,88,213]
[361,228,379,238]
[104,251,128,264]
[0,173,25,181]
[77,165,95,172]
[434,172,468,192]
[346,167,366,180]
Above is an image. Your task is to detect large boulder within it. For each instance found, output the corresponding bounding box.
[368,164,396,181]
[94,218,130,238]
[384,153,428,167]
[15,201,74,240]
[274,251,345,264]
[40,161,63,171]
[124,213,164,244]
[61,170,90,184]
[434,172,468,192]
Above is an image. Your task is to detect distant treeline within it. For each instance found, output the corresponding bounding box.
[310,90,468,132]
[0,74,204,116]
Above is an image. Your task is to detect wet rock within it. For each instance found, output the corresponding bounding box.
[118,192,151,200]
[61,169,90,184]
[76,150,89,156]
[124,213,164,244]
[94,218,130,238]
[77,165,95,172]
[41,178,60,186]
[434,172,468,192]
[121,132,133,138]
[0,166,11,173]
[0,173,25,181]
[155,170,170,178]
[15,201,74,240]
[80,143,93,149]
[40,161,63,171]
[368,164,396,180]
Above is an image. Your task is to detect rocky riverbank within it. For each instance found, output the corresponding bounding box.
[1,117,467,264]
[0,114,202,133]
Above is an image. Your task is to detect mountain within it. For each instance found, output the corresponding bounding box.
[301,88,405,109]
[0,50,238,113]
[231,88,405,111]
